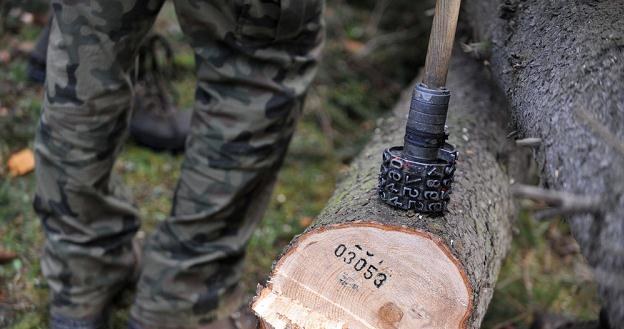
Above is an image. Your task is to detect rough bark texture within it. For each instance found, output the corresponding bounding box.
[254,51,518,328]
[462,1,624,326]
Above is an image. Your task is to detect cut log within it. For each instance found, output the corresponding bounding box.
[252,51,518,328]
[463,1,624,326]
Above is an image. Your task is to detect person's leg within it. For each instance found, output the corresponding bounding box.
[130,0,325,327]
[34,0,164,327]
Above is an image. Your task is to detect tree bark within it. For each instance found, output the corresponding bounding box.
[462,1,624,326]
[252,51,518,328]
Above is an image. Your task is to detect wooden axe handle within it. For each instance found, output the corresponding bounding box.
[422,0,462,89]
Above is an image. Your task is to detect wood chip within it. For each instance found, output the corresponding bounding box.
[298,216,314,227]
[7,148,35,176]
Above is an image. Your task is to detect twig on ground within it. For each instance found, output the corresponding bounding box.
[511,184,602,220]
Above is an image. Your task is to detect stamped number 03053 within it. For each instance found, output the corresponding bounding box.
[333,243,389,288]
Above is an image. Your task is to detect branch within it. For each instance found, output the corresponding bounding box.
[511,184,601,220]
[515,137,542,147]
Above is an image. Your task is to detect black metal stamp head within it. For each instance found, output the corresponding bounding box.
[377,84,458,214]
[377,0,461,214]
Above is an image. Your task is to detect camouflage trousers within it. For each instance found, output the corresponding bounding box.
[33,0,324,327]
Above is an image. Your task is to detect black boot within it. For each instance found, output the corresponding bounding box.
[129,33,191,153]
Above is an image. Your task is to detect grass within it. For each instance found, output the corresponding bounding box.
[482,213,599,328]
[0,1,599,328]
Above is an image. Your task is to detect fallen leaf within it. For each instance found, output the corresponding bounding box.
[0,250,18,265]
[7,148,35,176]
[0,50,11,64]
[298,216,313,228]
[343,39,365,54]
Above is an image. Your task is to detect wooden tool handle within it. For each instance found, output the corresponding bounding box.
[422,0,462,89]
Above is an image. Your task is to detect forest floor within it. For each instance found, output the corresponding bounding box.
[0,1,599,328]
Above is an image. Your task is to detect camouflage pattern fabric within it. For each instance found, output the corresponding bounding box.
[33,0,324,327]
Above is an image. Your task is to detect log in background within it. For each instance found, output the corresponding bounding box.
[463,0,624,325]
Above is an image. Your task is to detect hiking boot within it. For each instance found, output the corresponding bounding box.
[129,33,191,153]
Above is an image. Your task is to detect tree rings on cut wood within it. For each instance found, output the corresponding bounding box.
[252,221,472,329]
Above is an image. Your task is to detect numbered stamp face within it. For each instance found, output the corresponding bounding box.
[378,146,457,213]
[256,223,471,329]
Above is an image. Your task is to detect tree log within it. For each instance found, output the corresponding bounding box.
[462,1,624,326]
[252,51,518,328]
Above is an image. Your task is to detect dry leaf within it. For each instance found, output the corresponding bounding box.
[298,216,313,228]
[7,148,35,176]
[343,39,365,54]
[0,250,18,265]
[0,50,11,64]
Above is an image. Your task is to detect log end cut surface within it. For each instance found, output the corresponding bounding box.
[252,222,471,329]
